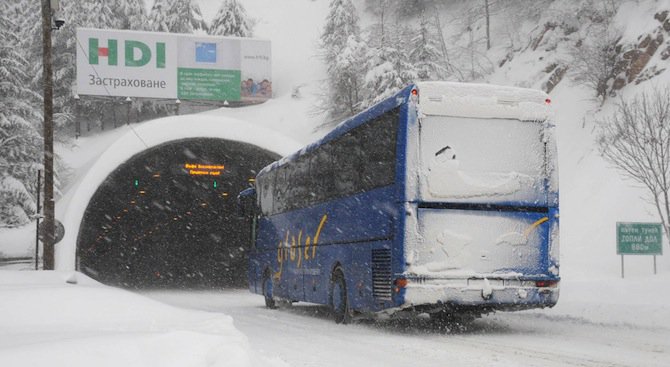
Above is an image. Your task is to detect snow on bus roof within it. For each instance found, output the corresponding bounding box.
[258,82,552,176]
[416,81,552,121]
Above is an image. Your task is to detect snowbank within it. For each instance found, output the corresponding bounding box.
[0,271,288,367]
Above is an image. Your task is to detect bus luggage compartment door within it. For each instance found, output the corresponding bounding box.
[410,207,554,276]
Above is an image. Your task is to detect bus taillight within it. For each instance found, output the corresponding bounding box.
[410,88,419,104]
[535,280,559,288]
[394,278,408,293]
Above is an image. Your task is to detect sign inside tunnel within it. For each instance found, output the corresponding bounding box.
[184,163,225,176]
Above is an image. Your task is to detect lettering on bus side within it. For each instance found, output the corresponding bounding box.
[273,214,328,281]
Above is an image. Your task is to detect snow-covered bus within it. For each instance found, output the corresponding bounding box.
[239,82,560,323]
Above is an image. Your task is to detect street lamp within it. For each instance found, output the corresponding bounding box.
[175,98,181,115]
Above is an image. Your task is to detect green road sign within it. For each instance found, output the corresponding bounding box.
[177,68,241,101]
[616,222,663,255]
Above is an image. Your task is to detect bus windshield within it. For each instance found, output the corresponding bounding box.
[419,115,551,205]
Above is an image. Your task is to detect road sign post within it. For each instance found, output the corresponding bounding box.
[616,222,664,278]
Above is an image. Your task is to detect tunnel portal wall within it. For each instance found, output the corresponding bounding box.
[55,115,302,271]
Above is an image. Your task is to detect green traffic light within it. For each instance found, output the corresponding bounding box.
[213,180,218,188]
[133,178,139,188]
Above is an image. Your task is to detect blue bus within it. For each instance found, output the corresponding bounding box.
[239,82,559,323]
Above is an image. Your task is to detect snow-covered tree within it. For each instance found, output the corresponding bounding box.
[0,11,42,226]
[409,11,448,80]
[330,36,369,116]
[209,0,254,37]
[361,9,418,107]
[597,88,670,248]
[364,26,418,107]
[320,0,367,118]
[112,0,149,31]
[567,0,621,102]
[150,0,207,34]
[321,0,361,60]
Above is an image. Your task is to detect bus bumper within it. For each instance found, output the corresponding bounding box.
[399,278,560,313]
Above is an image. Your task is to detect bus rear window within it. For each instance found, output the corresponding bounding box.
[419,116,547,205]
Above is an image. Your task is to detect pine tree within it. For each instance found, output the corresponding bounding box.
[330,36,369,116]
[364,25,418,107]
[112,0,149,31]
[209,0,254,37]
[320,0,366,119]
[150,0,208,34]
[322,0,360,60]
[409,11,448,81]
[0,10,42,226]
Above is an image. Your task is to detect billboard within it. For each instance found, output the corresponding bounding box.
[76,28,272,102]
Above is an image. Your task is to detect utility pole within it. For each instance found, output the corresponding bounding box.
[41,0,55,269]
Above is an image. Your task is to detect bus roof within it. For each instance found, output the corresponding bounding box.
[258,82,552,176]
[416,81,552,121]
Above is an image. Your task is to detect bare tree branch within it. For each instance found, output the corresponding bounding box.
[597,88,670,245]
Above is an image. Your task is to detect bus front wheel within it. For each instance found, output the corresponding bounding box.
[262,272,276,309]
[330,268,352,324]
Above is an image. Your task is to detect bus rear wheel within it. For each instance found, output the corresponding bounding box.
[330,268,352,324]
[262,272,276,309]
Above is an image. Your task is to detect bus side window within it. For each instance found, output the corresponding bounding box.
[274,166,288,214]
[291,155,311,209]
[258,170,276,216]
[360,112,398,190]
[333,131,361,196]
[311,143,336,204]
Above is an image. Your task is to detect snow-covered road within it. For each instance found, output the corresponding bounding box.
[146,290,670,367]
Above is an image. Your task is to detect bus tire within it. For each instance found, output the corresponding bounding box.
[330,268,352,324]
[262,272,276,309]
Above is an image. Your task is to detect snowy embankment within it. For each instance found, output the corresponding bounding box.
[1,0,670,364]
[0,271,287,367]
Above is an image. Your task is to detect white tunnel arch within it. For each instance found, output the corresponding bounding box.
[55,115,301,270]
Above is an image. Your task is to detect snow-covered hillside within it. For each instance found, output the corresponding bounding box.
[2,1,670,365]
[1,0,668,286]
[1,0,667,285]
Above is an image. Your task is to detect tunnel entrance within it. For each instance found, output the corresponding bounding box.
[77,138,279,289]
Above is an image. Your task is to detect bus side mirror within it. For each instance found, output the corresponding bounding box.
[237,187,258,218]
